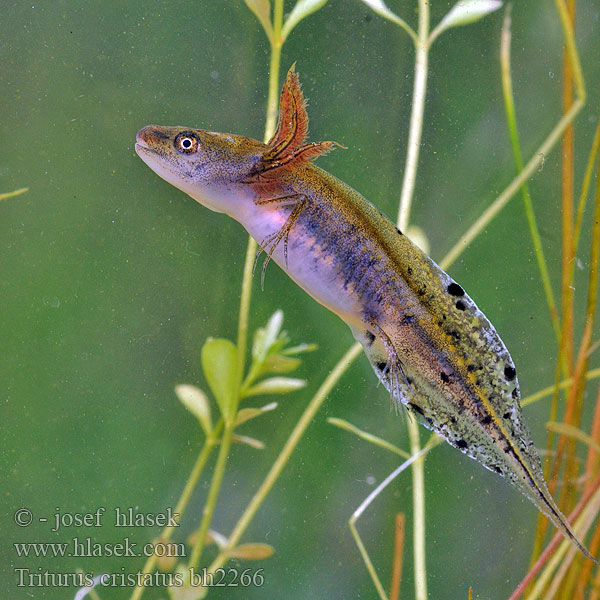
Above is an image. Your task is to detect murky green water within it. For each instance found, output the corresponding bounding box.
[2,2,600,598]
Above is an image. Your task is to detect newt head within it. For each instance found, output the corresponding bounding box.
[135,125,266,215]
[135,66,341,215]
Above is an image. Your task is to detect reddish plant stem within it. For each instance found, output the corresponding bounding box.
[509,472,600,600]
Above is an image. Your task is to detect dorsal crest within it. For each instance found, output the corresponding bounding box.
[258,65,341,176]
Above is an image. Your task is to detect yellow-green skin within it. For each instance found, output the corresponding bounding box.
[135,90,594,563]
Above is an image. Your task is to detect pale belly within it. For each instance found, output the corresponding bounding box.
[239,201,375,333]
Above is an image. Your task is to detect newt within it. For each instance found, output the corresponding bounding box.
[135,66,597,563]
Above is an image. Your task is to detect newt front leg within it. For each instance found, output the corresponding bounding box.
[253,193,308,287]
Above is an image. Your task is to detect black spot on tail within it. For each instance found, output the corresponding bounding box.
[504,366,516,381]
[376,362,387,372]
[455,300,466,311]
[408,402,424,416]
[447,282,465,297]
[456,439,468,449]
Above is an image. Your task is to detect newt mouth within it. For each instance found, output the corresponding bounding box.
[135,126,167,153]
[134,142,149,154]
[134,130,151,155]
[134,141,156,163]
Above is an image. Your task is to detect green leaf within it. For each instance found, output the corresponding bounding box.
[205,529,228,549]
[187,528,228,549]
[201,338,237,422]
[175,384,212,435]
[233,434,265,449]
[265,309,285,342]
[252,310,284,364]
[357,0,417,41]
[282,342,318,355]
[244,377,306,397]
[430,0,502,44]
[281,0,329,42]
[327,417,410,458]
[358,0,401,23]
[261,354,301,374]
[226,542,275,560]
[244,0,273,42]
[235,402,278,426]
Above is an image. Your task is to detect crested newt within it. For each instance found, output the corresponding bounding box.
[135,65,597,564]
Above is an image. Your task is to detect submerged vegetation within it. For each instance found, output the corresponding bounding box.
[69,1,599,599]
[0,188,28,202]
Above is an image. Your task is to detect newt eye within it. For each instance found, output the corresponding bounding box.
[174,133,199,154]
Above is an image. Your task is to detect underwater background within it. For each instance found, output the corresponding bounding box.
[2,1,600,598]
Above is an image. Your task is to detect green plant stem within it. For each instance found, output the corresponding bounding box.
[188,420,236,568]
[585,148,600,340]
[555,0,585,98]
[528,0,586,571]
[349,438,442,600]
[236,240,258,387]
[233,0,285,391]
[521,367,600,407]
[573,123,600,253]
[555,140,600,511]
[187,1,286,570]
[168,423,223,539]
[395,2,431,598]
[264,0,284,146]
[500,9,571,511]
[205,342,363,575]
[327,417,411,459]
[500,6,560,343]
[408,417,427,600]
[0,187,28,201]
[439,100,583,272]
[558,0,577,377]
[236,0,283,393]
[236,0,283,387]
[397,0,429,232]
[441,0,585,273]
[129,421,223,600]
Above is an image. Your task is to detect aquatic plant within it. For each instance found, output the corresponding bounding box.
[0,188,28,202]
[76,1,599,599]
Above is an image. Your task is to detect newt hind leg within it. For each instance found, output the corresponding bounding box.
[252,193,308,290]
[368,323,414,414]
